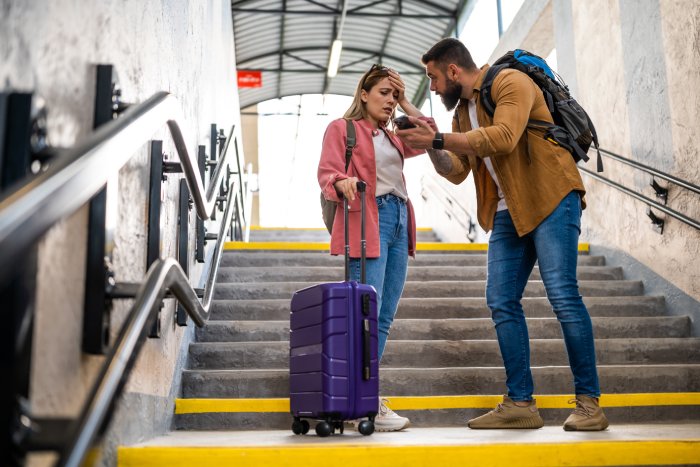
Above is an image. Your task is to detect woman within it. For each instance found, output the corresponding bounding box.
[317,64,427,432]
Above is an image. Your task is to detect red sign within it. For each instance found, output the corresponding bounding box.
[238,70,262,88]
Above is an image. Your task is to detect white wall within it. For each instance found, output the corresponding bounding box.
[1,1,240,464]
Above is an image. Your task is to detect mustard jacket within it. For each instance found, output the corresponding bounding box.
[442,65,586,236]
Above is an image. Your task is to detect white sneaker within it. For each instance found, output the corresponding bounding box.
[374,398,410,432]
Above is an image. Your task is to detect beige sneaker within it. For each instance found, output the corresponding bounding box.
[468,396,544,429]
[563,395,609,431]
[374,398,410,432]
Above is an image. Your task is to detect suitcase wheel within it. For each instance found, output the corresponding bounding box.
[292,419,310,435]
[358,420,374,436]
[315,421,332,437]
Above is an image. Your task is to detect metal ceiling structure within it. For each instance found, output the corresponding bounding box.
[232,0,475,110]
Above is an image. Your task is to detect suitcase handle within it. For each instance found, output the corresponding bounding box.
[362,318,371,380]
[343,181,366,283]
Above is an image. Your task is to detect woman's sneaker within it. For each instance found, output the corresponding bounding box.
[467,396,544,429]
[563,395,609,431]
[374,398,410,432]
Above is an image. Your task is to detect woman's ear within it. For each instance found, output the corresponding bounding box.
[360,89,368,103]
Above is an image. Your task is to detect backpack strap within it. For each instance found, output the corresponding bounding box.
[479,64,510,118]
[344,118,356,171]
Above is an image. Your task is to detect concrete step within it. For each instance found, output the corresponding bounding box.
[220,252,606,267]
[187,338,700,370]
[209,296,666,320]
[120,425,700,466]
[196,316,691,342]
[213,280,644,300]
[174,403,700,431]
[216,265,623,283]
[181,364,700,398]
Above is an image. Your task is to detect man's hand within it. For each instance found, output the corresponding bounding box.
[395,116,437,149]
[334,177,359,201]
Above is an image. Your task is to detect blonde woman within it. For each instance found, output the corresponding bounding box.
[318,64,428,431]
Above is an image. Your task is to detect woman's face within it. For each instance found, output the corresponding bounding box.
[361,77,398,127]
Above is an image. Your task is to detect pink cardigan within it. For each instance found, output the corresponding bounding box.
[318,118,425,258]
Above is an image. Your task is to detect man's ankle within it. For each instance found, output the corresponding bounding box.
[513,400,532,407]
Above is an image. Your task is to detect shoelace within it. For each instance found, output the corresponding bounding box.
[379,398,392,416]
[568,398,593,417]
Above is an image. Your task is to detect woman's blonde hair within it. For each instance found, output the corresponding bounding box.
[343,65,392,121]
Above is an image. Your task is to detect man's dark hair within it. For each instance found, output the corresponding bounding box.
[421,38,477,71]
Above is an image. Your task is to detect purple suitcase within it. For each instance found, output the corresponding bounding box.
[289,182,379,437]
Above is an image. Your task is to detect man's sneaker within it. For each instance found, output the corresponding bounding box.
[563,395,609,431]
[374,398,410,432]
[467,396,544,429]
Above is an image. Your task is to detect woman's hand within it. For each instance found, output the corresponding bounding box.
[387,69,408,107]
[334,177,359,201]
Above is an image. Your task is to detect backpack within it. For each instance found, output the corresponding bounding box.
[480,49,603,172]
[320,119,356,233]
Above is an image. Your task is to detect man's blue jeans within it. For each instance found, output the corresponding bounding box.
[350,193,408,361]
[486,191,601,401]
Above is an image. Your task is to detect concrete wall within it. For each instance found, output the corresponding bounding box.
[567,0,700,305]
[1,0,240,464]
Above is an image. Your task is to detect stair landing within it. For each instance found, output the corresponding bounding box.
[118,424,700,466]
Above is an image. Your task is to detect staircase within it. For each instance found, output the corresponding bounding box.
[118,228,700,466]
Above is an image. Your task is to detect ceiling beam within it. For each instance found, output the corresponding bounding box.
[238,46,426,72]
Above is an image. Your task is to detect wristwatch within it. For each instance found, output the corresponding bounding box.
[432,132,444,150]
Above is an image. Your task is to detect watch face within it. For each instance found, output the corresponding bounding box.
[432,133,444,150]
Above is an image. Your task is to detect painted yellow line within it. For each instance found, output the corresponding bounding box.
[118,440,700,467]
[175,393,700,414]
[249,226,434,231]
[225,241,590,252]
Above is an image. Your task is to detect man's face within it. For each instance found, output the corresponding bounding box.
[425,61,462,111]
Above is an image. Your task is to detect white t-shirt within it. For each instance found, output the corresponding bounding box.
[373,129,408,200]
[468,98,507,211]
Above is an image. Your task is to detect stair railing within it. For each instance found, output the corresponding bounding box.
[0,90,246,467]
[579,147,700,233]
[59,179,238,467]
[420,173,477,242]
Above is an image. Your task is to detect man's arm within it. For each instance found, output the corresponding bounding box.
[426,148,454,176]
[396,117,478,157]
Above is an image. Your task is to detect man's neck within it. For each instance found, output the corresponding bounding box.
[461,68,482,101]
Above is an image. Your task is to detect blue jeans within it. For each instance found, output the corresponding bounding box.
[486,191,601,401]
[350,193,408,361]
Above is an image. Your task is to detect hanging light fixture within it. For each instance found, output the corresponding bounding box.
[327,40,343,78]
[327,2,348,78]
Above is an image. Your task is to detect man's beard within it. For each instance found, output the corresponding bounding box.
[440,77,463,111]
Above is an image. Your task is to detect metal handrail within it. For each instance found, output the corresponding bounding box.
[421,174,476,239]
[579,165,700,231]
[0,90,247,465]
[0,92,236,284]
[597,147,700,196]
[58,179,238,467]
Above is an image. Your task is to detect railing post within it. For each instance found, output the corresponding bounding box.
[176,178,191,326]
[0,91,38,466]
[147,140,164,337]
[196,144,207,263]
[83,64,127,354]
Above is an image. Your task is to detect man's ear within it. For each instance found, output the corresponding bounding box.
[448,63,460,81]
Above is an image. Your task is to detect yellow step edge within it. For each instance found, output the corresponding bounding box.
[175,393,700,414]
[250,226,434,231]
[118,440,700,467]
[225,241,591,252]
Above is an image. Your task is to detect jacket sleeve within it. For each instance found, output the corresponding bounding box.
[465,69,535,157]
[318,119,351,203]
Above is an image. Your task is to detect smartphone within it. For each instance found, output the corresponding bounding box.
[393,115,415,130]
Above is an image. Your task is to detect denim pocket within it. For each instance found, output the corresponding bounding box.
[375,196,385,208]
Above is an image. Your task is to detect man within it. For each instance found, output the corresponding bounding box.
[396,38,608,431]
